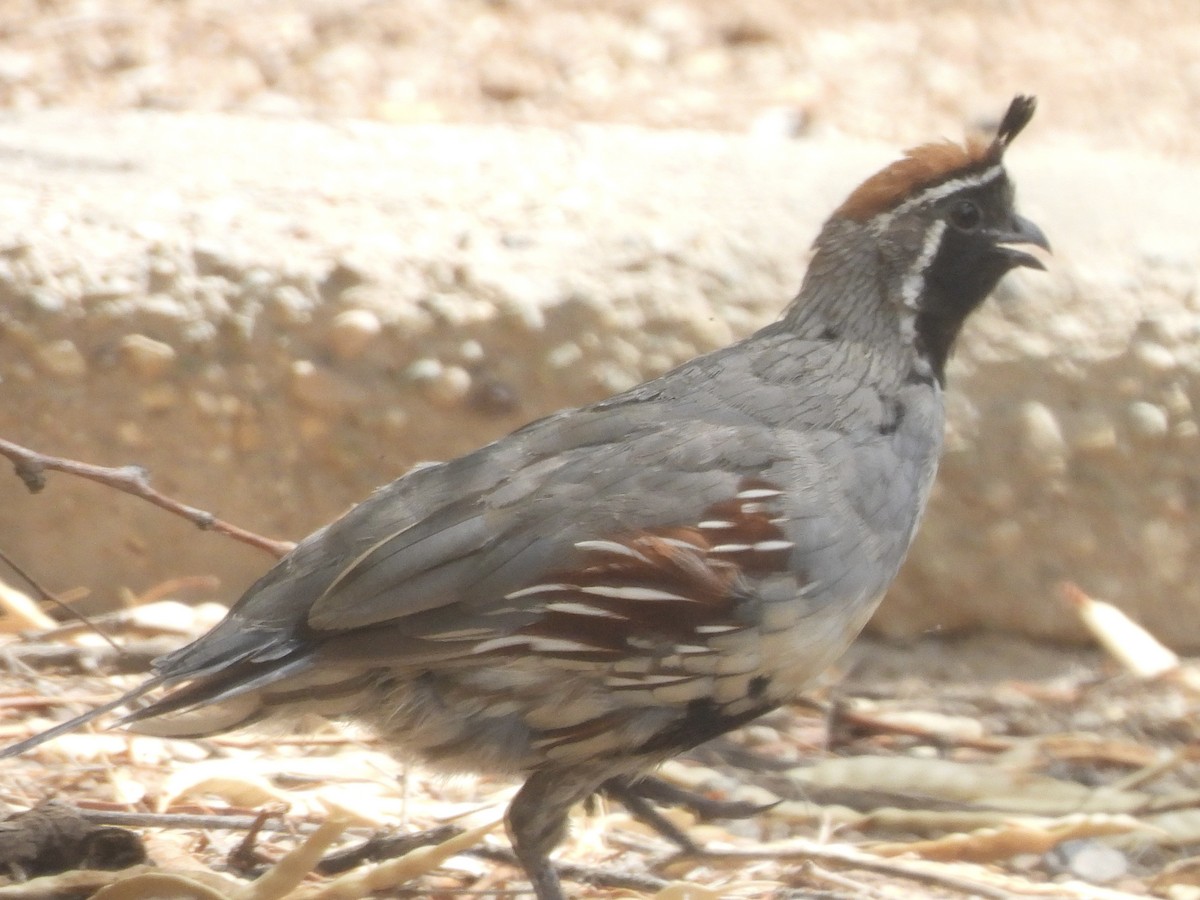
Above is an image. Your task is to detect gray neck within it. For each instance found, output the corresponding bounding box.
[782,219,913,353]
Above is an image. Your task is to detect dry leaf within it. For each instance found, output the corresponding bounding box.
[871,812,1147,862]
[293,818,501,900]
[239,818,348,900]
[1062,582,1178,678]
[0,579,54,631]
[651,883,724,899]
[161,763,293,811]
[93,871,236,900]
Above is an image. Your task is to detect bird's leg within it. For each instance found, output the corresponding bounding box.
[600,777,701,853]
[623,774,779,822]
[602,775,779,854]
[507,769,595,900]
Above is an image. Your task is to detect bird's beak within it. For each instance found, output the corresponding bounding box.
[994,213,1051,270]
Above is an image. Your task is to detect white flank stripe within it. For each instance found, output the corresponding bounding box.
[698,519,736,529]
[900,219,947,311]
[658,536,704,550]
[505,582,574,600]
[574,539,650,563]
[753,539,795,552]
[695,624,741,634]
[525,637,603,654]
[580,585,692,602]
[676,644,714,654]
[545,601,627,619]
[606,674,691,688]
[473,635,531,653]
[736,487,782,500]
[710,543,752,553]
[425,627,498,641]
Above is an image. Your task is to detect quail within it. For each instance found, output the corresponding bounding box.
[5,97,1048,898]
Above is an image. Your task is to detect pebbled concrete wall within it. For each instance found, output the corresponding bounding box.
[0,112,1197,645]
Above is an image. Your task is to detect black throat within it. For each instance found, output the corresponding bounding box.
[913,229,1017,383]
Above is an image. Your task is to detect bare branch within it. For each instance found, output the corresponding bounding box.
[0,437,294,559]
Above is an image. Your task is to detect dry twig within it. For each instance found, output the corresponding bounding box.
[0,437,293,559]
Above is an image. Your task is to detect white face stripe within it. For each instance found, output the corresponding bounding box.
[871,162,1004,233]
[900,219,947,311]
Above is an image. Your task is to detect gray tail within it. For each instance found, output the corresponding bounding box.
[1,675,167,759]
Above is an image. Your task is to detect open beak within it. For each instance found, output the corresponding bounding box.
[994,213,1051,270]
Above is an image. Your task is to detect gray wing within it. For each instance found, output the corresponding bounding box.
[151,400,793,680]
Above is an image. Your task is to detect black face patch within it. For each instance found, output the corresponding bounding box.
[910,177,1028,381]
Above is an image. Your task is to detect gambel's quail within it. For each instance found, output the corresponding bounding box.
[5,97,1048,898]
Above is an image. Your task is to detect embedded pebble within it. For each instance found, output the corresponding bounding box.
[459,339,484,362]
[1045,838,1128,884]
[35,338,87,378]
[119,333,177,379]
[422,364,472,408]
[1131,340,1177,372]
[547,342,583,369]
[139,384,180,412]
[750,105,811,139]
[327,308,382,361]
[1127,401,1169,439]
[407,358,444,383]
[1017,401,1067,475]
[1070,411,1118,453]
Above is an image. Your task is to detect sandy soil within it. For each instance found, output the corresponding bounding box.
[1,0,1197,155]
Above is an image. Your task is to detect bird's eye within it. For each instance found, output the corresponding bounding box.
[949,199,982,231]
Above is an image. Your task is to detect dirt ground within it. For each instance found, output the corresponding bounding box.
[1,0,1198,155]
[3,1,1200,898]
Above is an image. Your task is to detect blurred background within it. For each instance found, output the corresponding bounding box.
[0,0,1198,646]
[1,0,1195,148]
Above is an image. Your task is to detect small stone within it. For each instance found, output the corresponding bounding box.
[459,339,485,362]
[547,343,584,370]
[1045,838,1127,884]
[1018,401,1067,475]
[407,358,443,383]
[1071,411,1118,453]
[139,384,180,412]
[422,364,472,408]
[119,334,177,379]
[750,105,811,139]
[1131,340,1177,372]
[35,339,87,379]
[192,241,237,277]
[328,308,382,361]
[1127,401,1169,440]
[468,374,520,416]
[321,260,369,300]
